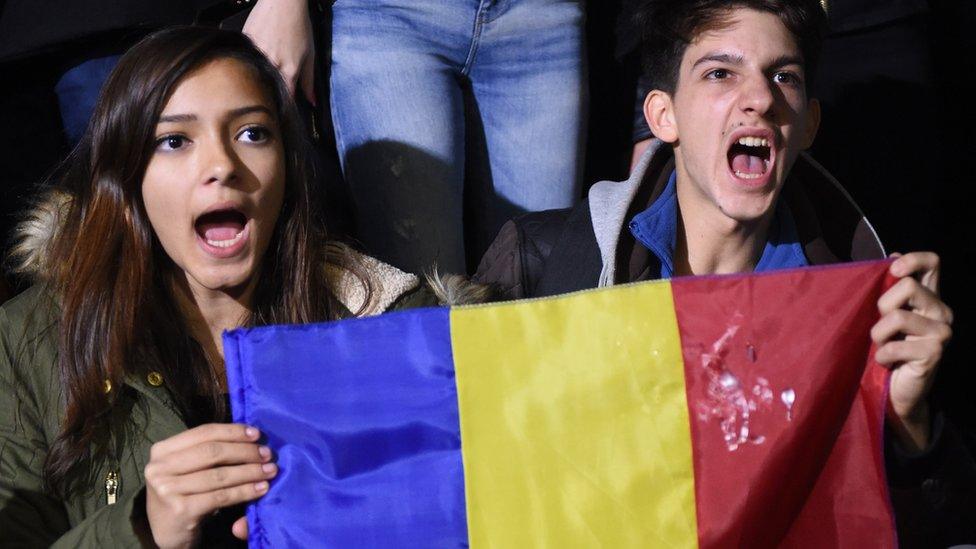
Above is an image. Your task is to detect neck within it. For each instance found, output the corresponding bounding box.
[673,184,773,277]
[171,275,255,375]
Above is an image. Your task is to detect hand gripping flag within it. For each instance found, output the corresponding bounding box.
[224,260,898,548]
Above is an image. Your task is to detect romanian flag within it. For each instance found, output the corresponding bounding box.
[225,260,898,548]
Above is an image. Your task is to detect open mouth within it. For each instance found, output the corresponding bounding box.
[727,136,771,180]
[194,208,248,250]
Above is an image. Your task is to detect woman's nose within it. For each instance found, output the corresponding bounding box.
[200,137,239,184]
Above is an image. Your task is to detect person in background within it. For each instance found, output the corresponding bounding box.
[243,0,588,276]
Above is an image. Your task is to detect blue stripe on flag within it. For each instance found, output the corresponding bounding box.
[224,307,468,548]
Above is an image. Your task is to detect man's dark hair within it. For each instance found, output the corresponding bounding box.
[637,0,828,94]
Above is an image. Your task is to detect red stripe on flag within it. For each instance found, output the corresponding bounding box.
[671,261,897,548]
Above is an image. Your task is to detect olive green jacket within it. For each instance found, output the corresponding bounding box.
[2,285,191,547]
[0,269,447,547]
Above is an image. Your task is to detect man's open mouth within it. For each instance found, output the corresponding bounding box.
[727,136,771,180]
[194,208,248,249]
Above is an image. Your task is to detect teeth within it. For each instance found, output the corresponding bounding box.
[737,136,769,147]
[734,171,764,180]
[206,230,245,248]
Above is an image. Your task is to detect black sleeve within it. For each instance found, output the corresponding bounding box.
[473,220,528,302]
[885,413,976,547]
[474,209,577,301]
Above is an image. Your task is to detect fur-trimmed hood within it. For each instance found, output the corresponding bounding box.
[9,189,488,313]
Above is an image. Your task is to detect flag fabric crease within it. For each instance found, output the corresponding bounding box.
[224,260,898,548]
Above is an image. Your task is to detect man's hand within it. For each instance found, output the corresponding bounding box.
[243,0,316,105]
[144,424,277,548]
[871,252,953,453]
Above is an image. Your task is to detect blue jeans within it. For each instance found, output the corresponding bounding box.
[330,0,586,274]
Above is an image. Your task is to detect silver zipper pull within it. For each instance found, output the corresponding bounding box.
[105,471,119,505]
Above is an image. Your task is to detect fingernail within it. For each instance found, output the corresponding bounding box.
[262,463,277,475]
[259,446,272,459]
[245,427,259,439]
[254,481,269,493]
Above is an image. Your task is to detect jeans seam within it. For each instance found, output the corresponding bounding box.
[328,76,350,174]
[462,0,491,75]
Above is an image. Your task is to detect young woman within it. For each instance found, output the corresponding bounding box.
[0,26,460,547]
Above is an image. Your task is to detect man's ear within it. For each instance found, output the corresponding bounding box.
[801,98,821,149]
[644,90,678,143]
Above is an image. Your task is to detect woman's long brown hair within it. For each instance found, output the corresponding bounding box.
[41,27,362,496]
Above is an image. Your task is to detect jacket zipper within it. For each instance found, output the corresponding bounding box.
[105,471,119,505]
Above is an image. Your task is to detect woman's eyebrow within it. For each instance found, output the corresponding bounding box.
[227,105,273,119]
[158,113,196,124]
[157,105,272,124]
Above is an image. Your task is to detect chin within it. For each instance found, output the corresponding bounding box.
[717,196,777,224]
[188,265,257,295]
[716,175,783,224]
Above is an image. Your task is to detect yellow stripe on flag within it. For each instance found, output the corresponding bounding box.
[451,281,698,548]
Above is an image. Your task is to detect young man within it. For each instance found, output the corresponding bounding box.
[475,0,973,543]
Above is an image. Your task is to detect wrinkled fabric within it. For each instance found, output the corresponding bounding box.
[224,261,897,548]
[674,260,897,547]
[450,277,698,547]
[225,308,467,548]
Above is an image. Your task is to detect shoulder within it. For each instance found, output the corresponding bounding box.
[515,207,577,244]
[328,249,490,316]
[0,285,60,363]
[388,285,441,311]
[327,249,421,317]
[382,270,493,312]
[473,206,581,300]
[1,284,58,325]
[0,285,61,403]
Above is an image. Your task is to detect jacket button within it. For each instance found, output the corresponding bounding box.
[147,371,164,387]
[103,379,112,393]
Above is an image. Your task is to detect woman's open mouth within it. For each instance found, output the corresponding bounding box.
[727,136,772,182]
[194,207,250,258]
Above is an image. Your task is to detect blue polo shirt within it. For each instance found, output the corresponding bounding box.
[627,171,808,279]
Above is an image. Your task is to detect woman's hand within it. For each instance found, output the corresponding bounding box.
[243,0,316,105]
[871,252,953,453]
[232,516,250,540]
[144,423,276,549]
